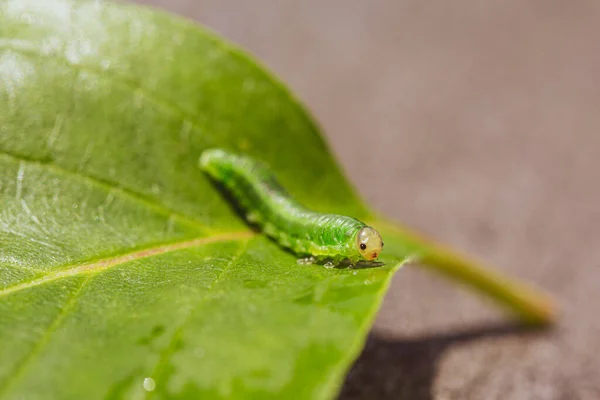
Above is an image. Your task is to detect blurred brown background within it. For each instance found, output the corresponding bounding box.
[134,1,600,399]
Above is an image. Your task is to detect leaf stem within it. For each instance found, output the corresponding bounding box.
[378,220,558,326]
[419,243,557,326]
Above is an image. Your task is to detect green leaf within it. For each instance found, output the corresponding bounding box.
[0,1,555,399]
[0,1,406,399]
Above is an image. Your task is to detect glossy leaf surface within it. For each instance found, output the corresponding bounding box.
[0,1,413,398]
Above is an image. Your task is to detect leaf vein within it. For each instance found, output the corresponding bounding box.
[0,40,205,128]
[0,151,206,232]
[144,239,251,398]
[0,275,92,397]
[0,230,254,298]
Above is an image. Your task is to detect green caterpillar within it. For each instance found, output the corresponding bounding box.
[199,149,383,266]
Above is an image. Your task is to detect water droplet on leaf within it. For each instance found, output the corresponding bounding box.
[143,377,155,392]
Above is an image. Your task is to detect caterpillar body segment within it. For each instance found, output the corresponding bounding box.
[200,148,383,265]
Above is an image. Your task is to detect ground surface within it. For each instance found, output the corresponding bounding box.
[135,1,600,398]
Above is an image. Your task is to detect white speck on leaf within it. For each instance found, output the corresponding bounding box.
[0,51,35,102]
[47,114,65,150]
[77,141,95,171]
[100,59,111,70]
[179,119,192,146]
[41,36,63,56]
[21,199,44,230]
[15,162,25,200]
[133,88,144,109]
[165,215,175,235]
[103,192,115,209]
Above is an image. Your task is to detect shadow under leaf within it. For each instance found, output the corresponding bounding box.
[339,323,547,400]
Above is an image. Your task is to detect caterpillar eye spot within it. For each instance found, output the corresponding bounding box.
[360,243,367,250]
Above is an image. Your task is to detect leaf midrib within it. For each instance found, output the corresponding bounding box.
[0,230,254,297]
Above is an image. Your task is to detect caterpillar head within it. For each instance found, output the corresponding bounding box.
[356,227,384,260]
